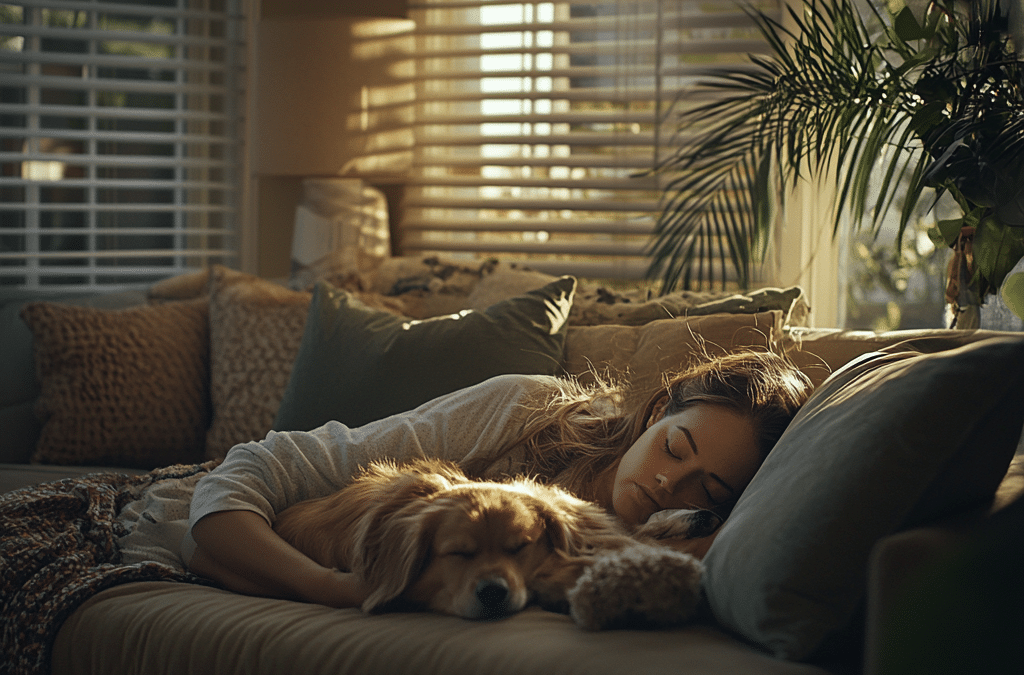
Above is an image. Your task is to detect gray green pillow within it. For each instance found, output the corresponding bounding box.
[274,276,576,431]
[703,337,1024,661]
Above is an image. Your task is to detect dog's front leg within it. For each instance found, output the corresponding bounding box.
[635,508,723,541]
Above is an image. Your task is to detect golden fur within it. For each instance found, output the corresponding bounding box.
[273,458,638,619]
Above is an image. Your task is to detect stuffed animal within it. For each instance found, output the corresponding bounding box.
[567,543,705,630]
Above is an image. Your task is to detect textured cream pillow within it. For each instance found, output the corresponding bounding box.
[204,266,312,460]
[20,299,210,468]
[563,310,784,396]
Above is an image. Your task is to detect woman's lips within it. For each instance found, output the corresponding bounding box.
[635,483,660,513]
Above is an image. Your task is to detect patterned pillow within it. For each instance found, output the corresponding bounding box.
[204,266,312,460]
[20,299,210,468]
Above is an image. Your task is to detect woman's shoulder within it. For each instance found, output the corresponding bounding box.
[478,372,563,392]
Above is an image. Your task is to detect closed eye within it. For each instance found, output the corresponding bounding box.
[663,435,681,460]
[446,550,476,559]
[506,541,530,555]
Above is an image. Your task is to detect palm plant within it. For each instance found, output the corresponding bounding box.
[647,0,1024,321]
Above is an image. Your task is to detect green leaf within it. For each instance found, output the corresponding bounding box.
[893,7,926,41]
[1001,266,1024,320]
[934,217,965,246]
[974,217,1024,290]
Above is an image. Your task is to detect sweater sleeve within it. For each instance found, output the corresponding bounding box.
[186,373,557,536]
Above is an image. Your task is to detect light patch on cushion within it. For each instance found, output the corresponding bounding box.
[20,299,210,468]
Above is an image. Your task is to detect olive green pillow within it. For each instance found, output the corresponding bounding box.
[274,276,576,431]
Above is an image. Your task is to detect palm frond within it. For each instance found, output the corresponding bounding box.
[648,0,1022,293]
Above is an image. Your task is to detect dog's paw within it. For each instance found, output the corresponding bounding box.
[636,508,722,540]
[566,544,704,631]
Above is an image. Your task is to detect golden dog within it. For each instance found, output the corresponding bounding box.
[273,458,717,619]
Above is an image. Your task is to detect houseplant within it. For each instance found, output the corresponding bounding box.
[647,0,1023,327]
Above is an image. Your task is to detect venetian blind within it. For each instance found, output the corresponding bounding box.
[0,0,245,292]
[401,0,777,282]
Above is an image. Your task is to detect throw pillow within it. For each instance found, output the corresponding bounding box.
[702,337,1024,661]
[563,310,783,398]
[204,266,312,460]
[20,299,210,468]
[274,276,577,431]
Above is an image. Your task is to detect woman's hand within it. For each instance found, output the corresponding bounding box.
[188,510,369,609]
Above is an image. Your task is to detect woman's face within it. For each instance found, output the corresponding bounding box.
[607,402,761,527]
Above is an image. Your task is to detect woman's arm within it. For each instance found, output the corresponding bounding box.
[188,510,368,608]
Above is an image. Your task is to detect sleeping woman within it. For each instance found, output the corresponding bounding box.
[161,350,812,609]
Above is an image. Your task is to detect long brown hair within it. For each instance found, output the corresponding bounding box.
[516,350,813,502]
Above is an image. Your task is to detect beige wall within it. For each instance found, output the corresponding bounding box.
[249,0,409,278]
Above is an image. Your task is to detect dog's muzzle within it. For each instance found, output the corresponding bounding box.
[475,578,511,618]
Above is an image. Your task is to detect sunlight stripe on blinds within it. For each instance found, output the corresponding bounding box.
[398,0,776,283]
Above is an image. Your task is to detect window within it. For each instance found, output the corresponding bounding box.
[400,0,778,282]
[0,0,244,293]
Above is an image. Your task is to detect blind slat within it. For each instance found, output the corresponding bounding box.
[410,39,769,59]
[0,101,233,122]
[1,72,232,95]
[0,177,234,190]
[415,131,655,146]
[15,0,242,21]
[0,203,232,212]
[0,127,237,145]
[406,175,658,189]
[411,12,760,35]
[0,248,236,261]
[401,238,648,257]
[403,217,654,234]
[414,155,655,169]
[405,196,660,211]
[0,22,233,48]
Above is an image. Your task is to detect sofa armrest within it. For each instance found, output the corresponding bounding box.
[864,492,1024,675]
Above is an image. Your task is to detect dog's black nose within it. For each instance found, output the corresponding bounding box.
[692,509,724,538]
[475,578,510,611]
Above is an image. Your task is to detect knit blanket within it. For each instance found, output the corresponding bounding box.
[0,463,216,675]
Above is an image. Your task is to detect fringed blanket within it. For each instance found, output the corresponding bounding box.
[0,462,217,675]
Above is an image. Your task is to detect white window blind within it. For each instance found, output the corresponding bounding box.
[0,0,244,293]
[402,0,777,281]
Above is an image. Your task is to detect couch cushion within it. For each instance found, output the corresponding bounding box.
[53,581,832,675]
[19,299,210,469]
[703,337,1024,660]
[204,266,312,460]
[274,276,576,432]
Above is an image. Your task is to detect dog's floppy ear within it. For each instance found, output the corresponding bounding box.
[535,488,633,556]
[351,464,460,613]
[357,500,441,613]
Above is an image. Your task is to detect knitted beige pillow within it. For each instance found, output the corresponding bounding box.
[204,266,312,460]
[20,299,210,468]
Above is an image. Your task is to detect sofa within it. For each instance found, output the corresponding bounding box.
[2,256,1022,675]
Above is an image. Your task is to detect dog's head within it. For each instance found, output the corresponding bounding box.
[353,468,631,619]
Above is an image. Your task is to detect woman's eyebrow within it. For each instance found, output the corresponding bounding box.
[678,426,736,496]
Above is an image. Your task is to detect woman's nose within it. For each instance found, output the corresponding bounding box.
[655,465,691,494]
